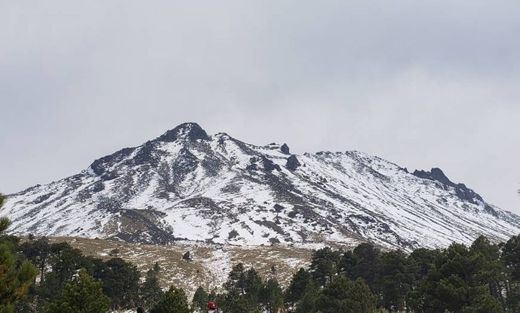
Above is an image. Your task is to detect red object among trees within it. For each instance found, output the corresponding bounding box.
[207,301,217,310]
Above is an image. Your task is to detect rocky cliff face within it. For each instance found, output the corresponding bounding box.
[3,123,519,250]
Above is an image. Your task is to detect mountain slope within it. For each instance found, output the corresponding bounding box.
[3,122,519,250]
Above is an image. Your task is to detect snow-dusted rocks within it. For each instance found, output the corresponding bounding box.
[2,122,520,250]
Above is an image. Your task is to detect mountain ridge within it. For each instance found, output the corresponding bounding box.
[3,122,519,251]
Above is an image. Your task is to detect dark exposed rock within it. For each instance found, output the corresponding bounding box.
[246,163,258,171]
[261,156,281,172]
[133,141,158,165]
[246,157,258,171]
[91,181,105,193]
[32,193,52,204]
[100,171,118,181]
[413,168,484,205]
[90,147,135,176]
[280,143,290,154]
[413,168,453,186]
[108,209,176,245]
[255,220,286,235]
[269,237,281,245]
[286,155,301,171]
[228,230,239,240]
[201,155,222,177]
[247,156,281,172]
[156,122,209,142]
[97,197,122,213]
[171,148,199,184]
[76,188,92,202]
[274,204,284,213]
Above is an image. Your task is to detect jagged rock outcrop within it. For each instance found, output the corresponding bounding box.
[286,155,301,171]
[280,144,290,155]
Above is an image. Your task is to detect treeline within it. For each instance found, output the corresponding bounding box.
[0,194,167,313]
[4,190,520,312]
[198,234,520,313]
[0,230,164,311]
[280,237,520,313]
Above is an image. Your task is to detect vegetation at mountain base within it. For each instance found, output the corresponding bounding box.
[46,269,110,313]
[5,191,520,312]
[150,287,190,313]
[192,286,209,312]
[0,194,37,313]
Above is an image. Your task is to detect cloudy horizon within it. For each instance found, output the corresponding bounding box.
[1,1,519,212]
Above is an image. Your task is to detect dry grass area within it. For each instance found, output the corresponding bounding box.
[48,237,313,296]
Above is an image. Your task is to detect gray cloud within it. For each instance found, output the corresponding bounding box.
[1,1,519,211]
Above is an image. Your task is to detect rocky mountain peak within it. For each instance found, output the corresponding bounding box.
[413,168,453,186]
[3,124,519,251]
[156,122,209,142]
[413,167,484,204]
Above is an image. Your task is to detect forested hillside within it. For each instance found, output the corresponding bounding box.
[3,193,520,313]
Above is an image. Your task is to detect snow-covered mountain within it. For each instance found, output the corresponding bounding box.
[3,122,519,250]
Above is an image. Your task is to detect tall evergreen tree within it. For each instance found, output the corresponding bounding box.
[470,236,506,307]
[309,247,341,287]
[285,268,312,307]
[45,269,110,313]
[140,262,163,309]
[39,243,89,301]
[378,250,413,312]
[222,263,264,313]
[418,243,503,313]
[0,195,38,313]
[315,276,375,313]
[192,286,209,312]
[150,286,190,313]
[99,258,140,310]
[502,235,520,312]
[260,278,284,313]
[294,281,318,313]
[352,243,381,290]
[19,237,51,283]
[339,250,357,279]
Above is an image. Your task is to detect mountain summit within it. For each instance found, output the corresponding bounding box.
[2,123,519,250]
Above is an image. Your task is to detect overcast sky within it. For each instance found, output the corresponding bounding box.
[1,1,519,212]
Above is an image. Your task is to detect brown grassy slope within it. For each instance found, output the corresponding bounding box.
[48,237,313,296]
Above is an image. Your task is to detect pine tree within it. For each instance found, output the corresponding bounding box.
[99,258,140,310]
[140,262,163,309]
[339,250,357,279]
[222,264,264,313]
[315,276,375,313]
[378,250,412,312]
[470,236,506,307]
[19,237,51,283]
[294,282,318,313]
[349,278,377,313]
[244,268,263,307]
[285,268,312,307]
[45,269,110,313]
[309,247,341,287]
[150,286,190,313]
[0,195,38,313]
[192,286,209,312]
[352,243,381,291]
[38,243,89,301]
[416,243,504,313]
[260,278,284,313]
